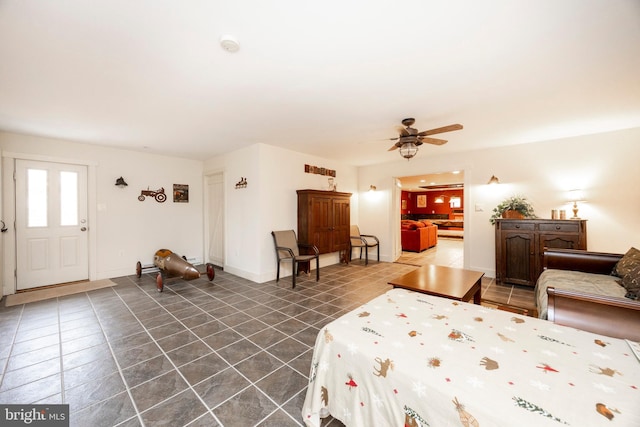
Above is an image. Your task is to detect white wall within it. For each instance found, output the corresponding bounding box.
[3,127,635,292]
[204,143,358,283]
[358,127,640,277]
[0,131,204,294]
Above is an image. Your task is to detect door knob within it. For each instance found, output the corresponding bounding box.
[81,227,87,231]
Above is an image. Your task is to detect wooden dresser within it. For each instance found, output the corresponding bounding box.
[297,189,352,255]
[495,219,587,287]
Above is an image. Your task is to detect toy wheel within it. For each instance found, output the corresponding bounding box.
[156,193,167,203]
[136,261,142,278]
[138,195,145,201]
[206,263,215,281]
[156,273,163,292]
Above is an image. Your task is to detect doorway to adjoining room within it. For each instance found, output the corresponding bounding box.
[397,171,464,268]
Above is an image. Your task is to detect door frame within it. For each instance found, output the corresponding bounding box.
[390,177,403,261]
[393,170,469,269]
[2,151,98,296]
[203,169,226,270]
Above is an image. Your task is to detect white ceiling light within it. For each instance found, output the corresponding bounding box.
[220,35,240,53]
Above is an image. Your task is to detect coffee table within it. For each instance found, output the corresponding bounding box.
[388,264,484,304]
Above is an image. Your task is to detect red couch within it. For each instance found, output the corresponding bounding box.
[401,220,438,252]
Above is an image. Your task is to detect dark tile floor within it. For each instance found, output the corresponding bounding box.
[0,252,535,426]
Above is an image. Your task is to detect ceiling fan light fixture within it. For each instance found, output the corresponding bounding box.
[398,142,418,160]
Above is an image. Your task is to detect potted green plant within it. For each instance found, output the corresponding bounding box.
[490,195,537,225]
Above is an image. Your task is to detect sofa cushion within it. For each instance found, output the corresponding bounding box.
[622,264,640,300]
[612,247,640,277]
[401,220,425,229]
[535,269,625,319]
[400,221,412,230]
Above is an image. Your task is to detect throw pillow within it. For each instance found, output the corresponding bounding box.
[401,220,415,230]
[612,247,640,277]
[622,263,640,300]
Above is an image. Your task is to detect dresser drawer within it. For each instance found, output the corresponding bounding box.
[538,222,580,233]
[499,221,535,231]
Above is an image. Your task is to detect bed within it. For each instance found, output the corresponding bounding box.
[302,288,640,427]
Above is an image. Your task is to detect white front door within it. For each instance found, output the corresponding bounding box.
[16,160,89,290]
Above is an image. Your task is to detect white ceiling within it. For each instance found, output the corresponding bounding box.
[1,1,639,166]
[399,171,464,192]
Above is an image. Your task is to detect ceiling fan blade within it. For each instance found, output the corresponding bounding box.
[388,144,399,151]
[397,126,411,137]
[418,136,448,145]
[417,124,463,136]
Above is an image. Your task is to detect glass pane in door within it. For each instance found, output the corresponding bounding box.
[27,169,48,227]
[60,171,78,226]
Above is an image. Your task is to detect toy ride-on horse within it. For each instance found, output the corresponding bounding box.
[136,249,215,292]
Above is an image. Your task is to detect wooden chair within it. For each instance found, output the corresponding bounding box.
[350,225,379,265]
[271,230,319,288]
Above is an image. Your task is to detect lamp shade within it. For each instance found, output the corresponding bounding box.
[568,189,585,202]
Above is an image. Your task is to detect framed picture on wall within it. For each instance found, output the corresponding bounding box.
[401,200,407,210]
[173,184,189,203]
[417,195,427,208]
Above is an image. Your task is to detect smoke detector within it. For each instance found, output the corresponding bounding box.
[220,35,240,53]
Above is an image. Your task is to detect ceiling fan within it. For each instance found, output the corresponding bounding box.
[388,118,463,159]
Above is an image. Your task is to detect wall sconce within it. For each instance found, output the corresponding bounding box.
[369,185,377,192]
[115,177,128,188]
[487,175,500,185]
[567,189,586,219]
[434,195,445,204]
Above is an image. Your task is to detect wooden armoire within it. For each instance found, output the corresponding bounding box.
[297,189,352,255]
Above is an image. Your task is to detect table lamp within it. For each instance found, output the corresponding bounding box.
[567,189,585,219]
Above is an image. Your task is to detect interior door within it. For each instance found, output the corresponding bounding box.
[206,173,224,267]
[15,160,89,290]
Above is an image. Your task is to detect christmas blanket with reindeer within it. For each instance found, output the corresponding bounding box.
[302,288,640,427]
